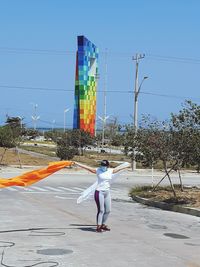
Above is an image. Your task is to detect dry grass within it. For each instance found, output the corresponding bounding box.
[74,152,129,167]
[0,147,52,166]
[130,185,200,208]
[21,145,56,157]
[0,146,130,167]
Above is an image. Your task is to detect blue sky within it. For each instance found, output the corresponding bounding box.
[0,0,200,129]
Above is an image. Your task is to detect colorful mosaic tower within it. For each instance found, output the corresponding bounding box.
[73,36,98,136]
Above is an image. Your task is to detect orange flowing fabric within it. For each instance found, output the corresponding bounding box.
[0,161,73,188]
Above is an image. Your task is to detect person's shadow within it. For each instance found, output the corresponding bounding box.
[69,224,96,232]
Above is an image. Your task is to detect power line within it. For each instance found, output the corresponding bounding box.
[140,91,200,101]
[0,46,200,64]
[0,46,73,55]
[0,84,72,92]
[0,84,129,93]
[147,53,200,64]
[0,83,200,100]
[0,47,105,56]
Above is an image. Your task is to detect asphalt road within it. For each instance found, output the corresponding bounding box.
[0,167,200,267]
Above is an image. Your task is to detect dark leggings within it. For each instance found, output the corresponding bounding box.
[94,190,111,225]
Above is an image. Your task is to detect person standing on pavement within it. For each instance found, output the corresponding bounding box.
[74,160,130,233]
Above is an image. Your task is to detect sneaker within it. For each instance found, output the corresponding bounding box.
[96,228,103,233]
[101,225,111,231]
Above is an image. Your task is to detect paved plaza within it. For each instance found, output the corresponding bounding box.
[0,167,200,266]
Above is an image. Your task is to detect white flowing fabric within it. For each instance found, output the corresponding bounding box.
[77,162,130,204]
[77,181,97,204]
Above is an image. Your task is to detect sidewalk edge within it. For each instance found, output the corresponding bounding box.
[131,195,200,217]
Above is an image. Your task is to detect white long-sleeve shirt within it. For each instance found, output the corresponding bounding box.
[77,162,130,204]
[96,168,113,191]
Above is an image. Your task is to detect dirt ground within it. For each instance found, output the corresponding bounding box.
[130,186,200,208]
[0,146,130,167]
[0,147,52,166]
[0,148,54,166]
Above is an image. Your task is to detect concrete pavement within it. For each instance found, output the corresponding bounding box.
[0,167,200,266]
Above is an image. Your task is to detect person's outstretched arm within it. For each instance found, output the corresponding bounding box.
[112,162,130,174]
[74,162,96,174]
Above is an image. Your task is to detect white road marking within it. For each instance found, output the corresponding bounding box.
[5,187,18,191]
[73,187,85,191]
[30,186,49,191]
[44,186,63,192]
[55,196,76,200]
[22,191,65,194]
[21,187,34,191]
[58,186,78,192]
[1,185,128,199]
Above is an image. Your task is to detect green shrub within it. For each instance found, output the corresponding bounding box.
[56,146,78,160]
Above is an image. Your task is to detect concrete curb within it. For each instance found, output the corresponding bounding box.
[131,195,200,217]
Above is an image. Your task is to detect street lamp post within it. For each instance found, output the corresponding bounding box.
[31,103,40,130]
[64,108,70,132]
[98,115,109,148]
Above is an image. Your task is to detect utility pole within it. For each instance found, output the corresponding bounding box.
[132,53,145,170]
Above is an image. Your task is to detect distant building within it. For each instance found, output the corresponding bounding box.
[73,36,98,136]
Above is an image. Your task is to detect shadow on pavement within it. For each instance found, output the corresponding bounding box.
[69,224,96,232]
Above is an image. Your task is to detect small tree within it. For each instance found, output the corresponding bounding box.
[69,129,95,155]
[56,135,78,160]
[0,125,22,166]
[110,133,124,147]
[5,116,25,143]
[171,100,200,172]
[135,128,161,169]
[124,117,177,198]
[44,130,62,142]
[141,117,177,197]
[105,117,123,147]
[55,129,95,160]
[189,131,200,172]
[123,124,137,169]
[24,129,40,140]
[56,145,78,160]
[0,126,18,148]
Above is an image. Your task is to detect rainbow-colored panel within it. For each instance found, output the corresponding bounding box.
[73,36,98,136]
